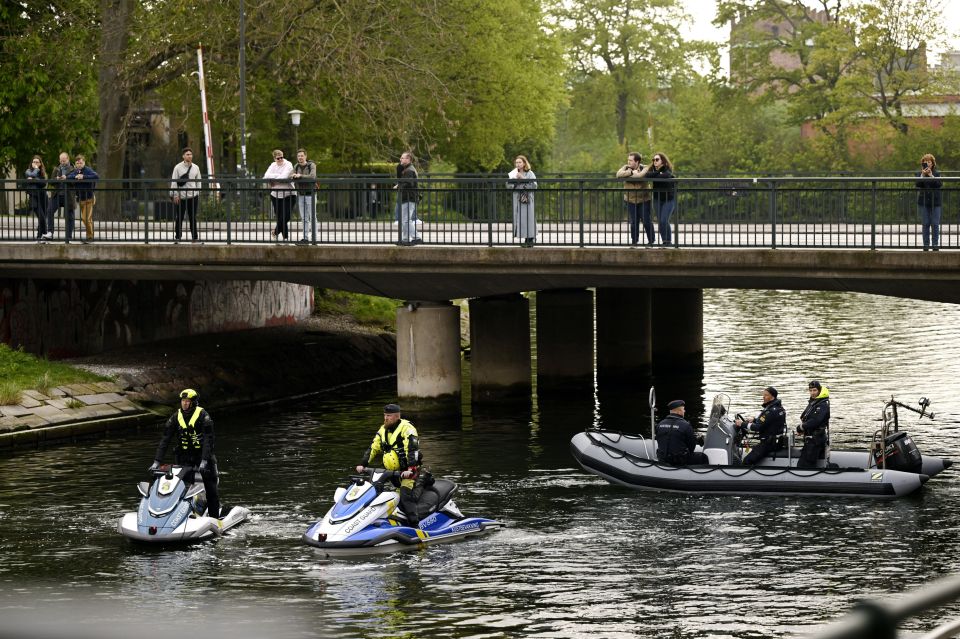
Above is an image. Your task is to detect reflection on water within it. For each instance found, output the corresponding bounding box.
[2,289,960,638]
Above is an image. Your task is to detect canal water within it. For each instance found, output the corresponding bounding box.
[2,289,960,638]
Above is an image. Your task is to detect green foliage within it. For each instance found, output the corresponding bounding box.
[313,290,399,330]
[0,344,106,403]
[653,79,801,174]
[0,2,98,173]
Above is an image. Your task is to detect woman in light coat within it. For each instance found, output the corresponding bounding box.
[263,149,295,241]
[507,155,538,247]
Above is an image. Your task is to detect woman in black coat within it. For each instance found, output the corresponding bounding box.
[915,153,942,251]
[648,152,676,246]
[24,156,49,240]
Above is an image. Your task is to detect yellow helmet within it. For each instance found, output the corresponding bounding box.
[179,388,198,400]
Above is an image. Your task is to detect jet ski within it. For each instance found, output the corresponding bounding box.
[118,465,250,543]
[570,392,949,499]
[303,468,504,556]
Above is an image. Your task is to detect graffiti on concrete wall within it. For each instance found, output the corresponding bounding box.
[189,280,314,333]
[0,279,314,358]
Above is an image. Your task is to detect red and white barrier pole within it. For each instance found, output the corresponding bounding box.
[196,45,219,190]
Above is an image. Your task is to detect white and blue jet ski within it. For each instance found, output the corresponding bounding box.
[117,465,250,543]
[303,468,504,556]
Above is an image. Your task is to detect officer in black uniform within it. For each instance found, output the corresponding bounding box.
[655,399,709,465]
[735,386,787,465]
[149,388,222,518]
[797,380,830,468]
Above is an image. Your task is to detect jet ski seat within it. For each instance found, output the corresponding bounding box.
[410,478,458,521]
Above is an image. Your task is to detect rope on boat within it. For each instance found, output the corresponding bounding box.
[584,429,863,478]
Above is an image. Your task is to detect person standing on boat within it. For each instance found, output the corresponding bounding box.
[356,403,425,526]
[656,400,709,466]
[736,386,787,465]
[796,380,830,468]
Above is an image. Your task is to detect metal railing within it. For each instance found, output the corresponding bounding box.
[1,176,955,249]
[807,573,960,639]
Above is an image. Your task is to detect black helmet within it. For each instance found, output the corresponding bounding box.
[808,380,821,391]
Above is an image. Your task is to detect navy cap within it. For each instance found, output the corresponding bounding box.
[764,386,778,398]
[384,403,401,414]
[667,399,685,410]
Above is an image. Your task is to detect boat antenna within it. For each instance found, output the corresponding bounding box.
[649,386,657,442]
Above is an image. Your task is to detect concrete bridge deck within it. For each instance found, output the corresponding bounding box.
[2,242,959,304]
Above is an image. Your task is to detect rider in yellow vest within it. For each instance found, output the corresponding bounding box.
[355,403,424,525]
[150,388,222,518]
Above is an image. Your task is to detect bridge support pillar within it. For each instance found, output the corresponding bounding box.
[651,288,703,373]
[396,301,461,399]
[536,288,594,391]
[469,294,531,402]
[596,287,652,380]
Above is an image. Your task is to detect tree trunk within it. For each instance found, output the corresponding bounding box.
[615,89,628,146]
[96,0,133,221]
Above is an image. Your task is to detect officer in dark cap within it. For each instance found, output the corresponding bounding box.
[735,386,787,465]
[796,380,830,468]
[356,403,425,525]
[655,399,709,466]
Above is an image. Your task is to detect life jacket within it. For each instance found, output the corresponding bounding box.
[375,419,418,471]
[177,406,204,452]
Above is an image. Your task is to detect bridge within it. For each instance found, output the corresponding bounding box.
[2,175,956,401]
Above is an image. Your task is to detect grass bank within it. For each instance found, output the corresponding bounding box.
[0,344,108,405]
[314,289,399,329]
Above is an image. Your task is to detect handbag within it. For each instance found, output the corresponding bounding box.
[519,192,529,204]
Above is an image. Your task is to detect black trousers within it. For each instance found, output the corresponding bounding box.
[797,431,827,468]
[271,195,294,239]
[175,196,199,240]
[175,453,220,517]
[390,475,425,526]
[46,191,75,239]
[743,438,781,465]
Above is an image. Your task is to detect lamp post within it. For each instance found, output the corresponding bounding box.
[288,109,304,153]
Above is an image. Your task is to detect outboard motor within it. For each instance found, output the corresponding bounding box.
[873,431,923,473]
[873,396,933,473]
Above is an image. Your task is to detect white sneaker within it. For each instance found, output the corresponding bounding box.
[42,232,52,239]
[415,219,422,226]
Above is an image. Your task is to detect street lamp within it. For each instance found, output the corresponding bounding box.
[288,109,304,153]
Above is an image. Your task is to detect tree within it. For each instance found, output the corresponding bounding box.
[545,0,710,149]
[717,0,958,165]
[0,1,98,176]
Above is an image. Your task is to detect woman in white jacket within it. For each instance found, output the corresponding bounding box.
[263,149,295,241]
[507,155,537,247]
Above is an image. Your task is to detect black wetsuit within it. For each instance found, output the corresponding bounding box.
[797,394,830,468]
[742,398,787,465]
[155,405,221,517]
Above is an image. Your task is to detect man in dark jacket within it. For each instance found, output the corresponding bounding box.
[149,388,221,518]
[395,152,421,245]
[797,380,830,468]
[656,399,708,465]
[46,152,75,242]
[66,155,99,243]
[736,386,786,465]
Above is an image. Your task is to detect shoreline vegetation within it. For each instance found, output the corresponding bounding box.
[1,290,399,407]
[0,344,107,406]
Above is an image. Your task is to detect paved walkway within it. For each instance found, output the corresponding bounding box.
[0,381,156,446]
